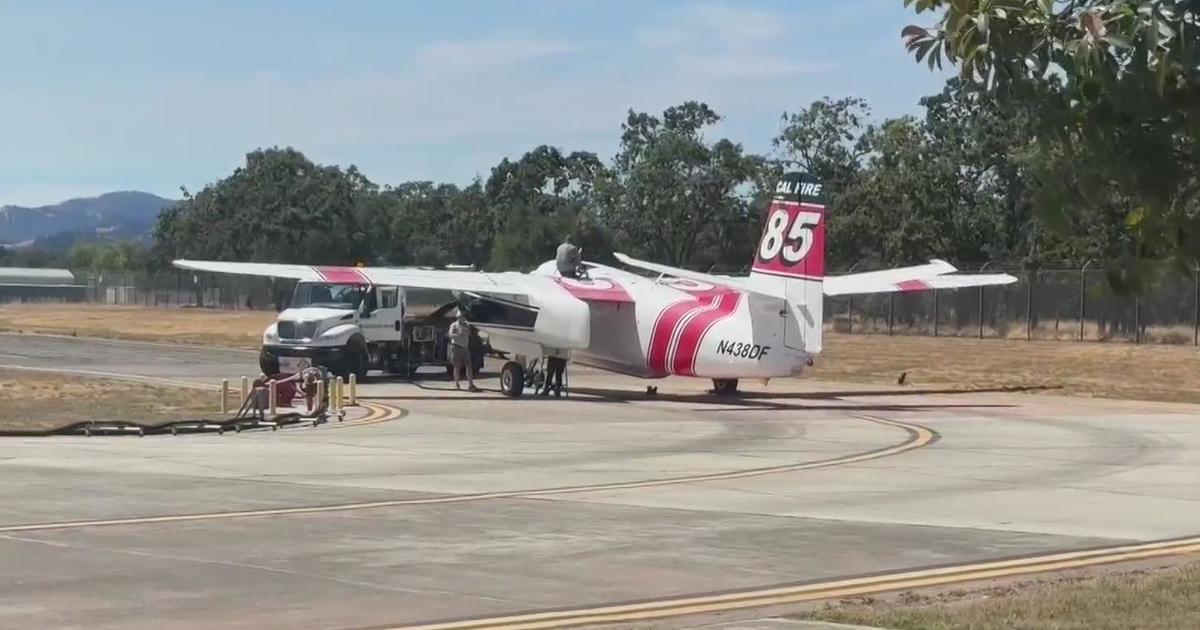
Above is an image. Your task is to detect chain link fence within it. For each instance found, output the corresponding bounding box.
[77,271,295,311]
[7,264,1199,345]
[824,265,1200,345]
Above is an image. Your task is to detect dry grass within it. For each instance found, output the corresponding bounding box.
[0,303,274,348]
[0,369,217,432]
[839,318,1198,345]
[816,332,1200,405]
[2,305,1198,405]
[793,561,1200,630]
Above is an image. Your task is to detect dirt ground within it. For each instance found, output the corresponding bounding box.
[792,559,1200,630]
[0,303,273,348]
[2,303,1199,404]
[0,368,218,432]
[812,332,1200,405]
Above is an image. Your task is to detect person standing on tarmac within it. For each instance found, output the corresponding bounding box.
[541,355,566,397]
[448,310,480,392]
[556,236,582,279]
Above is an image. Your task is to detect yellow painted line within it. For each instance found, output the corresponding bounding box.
[0,414,931,533]
[393,536,1200,630]
[318,400,408,430]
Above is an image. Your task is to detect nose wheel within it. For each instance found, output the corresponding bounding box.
[500,361,526,397]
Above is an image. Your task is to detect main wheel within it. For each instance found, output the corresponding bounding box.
[500,361,525,397]
[712,378,739,396]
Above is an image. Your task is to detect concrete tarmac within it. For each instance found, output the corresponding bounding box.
[0,334,1197,628]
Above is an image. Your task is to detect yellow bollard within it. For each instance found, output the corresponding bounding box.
[240,376,249,402]
[220,379,229,414]
[268,380,278,416]
[334,376,344,413]
[348,373,357,406]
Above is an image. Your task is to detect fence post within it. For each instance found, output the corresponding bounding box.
[887,293,894,336]
[1079,261,1092,341]
[932,290,939,337]
[1135,295,1142,344]
[220,379,229,415]
[977,263,990,339]
[1026,270,1034,341]
[845,263,860,335]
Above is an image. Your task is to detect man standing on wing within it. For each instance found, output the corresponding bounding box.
[448,310,480,392]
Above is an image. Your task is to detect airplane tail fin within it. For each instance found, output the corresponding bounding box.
[748,171,826,354]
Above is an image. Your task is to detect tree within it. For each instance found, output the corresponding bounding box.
[773,96,871,193]
[601,101,767,269]
[485,146,613,270]
[902,0,1200,289]
[153,148,376,266]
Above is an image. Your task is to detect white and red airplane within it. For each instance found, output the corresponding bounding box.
[174,172,1016,397]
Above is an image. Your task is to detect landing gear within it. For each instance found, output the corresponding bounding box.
[711,378,739,396]
[646,385,658,397]
[500,361,526,397]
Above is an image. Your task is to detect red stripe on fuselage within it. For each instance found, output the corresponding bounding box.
[672,291,743,376]
[314,266,370,284]
[647,295,717,376]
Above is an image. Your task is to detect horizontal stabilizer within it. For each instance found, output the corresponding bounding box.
[825,261,1016,296]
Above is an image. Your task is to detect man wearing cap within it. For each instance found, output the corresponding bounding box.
[556,236,582,279]
[448,310,480,392]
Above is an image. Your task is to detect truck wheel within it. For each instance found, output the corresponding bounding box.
[259,352,279,376]
[500,361,525,397]
[344,338,370,381]
[712,378,739,396]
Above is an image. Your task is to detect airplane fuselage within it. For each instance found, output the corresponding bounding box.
[499,262,812,380]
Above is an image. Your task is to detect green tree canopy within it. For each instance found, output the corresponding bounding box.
[902,0,1200,289]
[601,101,766,269]
[154,147,376,266]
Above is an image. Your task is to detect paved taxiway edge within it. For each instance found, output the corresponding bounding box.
[393,536,1200,630]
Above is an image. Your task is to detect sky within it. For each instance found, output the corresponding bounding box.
[0,0,948,207]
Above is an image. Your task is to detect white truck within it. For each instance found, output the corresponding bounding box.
[258,280,485,379]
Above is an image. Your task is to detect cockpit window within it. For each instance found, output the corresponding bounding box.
[292,283,365,309]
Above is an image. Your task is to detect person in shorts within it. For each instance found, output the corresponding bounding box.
[448,310,480,392]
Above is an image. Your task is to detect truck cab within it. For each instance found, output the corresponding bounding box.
[259,281,484,379]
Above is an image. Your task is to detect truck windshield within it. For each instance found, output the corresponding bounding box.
[291,283,365,309]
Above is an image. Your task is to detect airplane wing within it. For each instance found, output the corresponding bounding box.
[173,259,592,349]
[173,260,529,294]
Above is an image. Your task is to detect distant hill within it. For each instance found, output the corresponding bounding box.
[0,191,175,246]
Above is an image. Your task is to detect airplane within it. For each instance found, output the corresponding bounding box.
[173,171,1017,398]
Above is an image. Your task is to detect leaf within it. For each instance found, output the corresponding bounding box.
[1035,200,1070,236]
[1080,11,1107,39]
[1126,206,1146,231]
[1103,34,1132,49]
[901,25,930,40]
